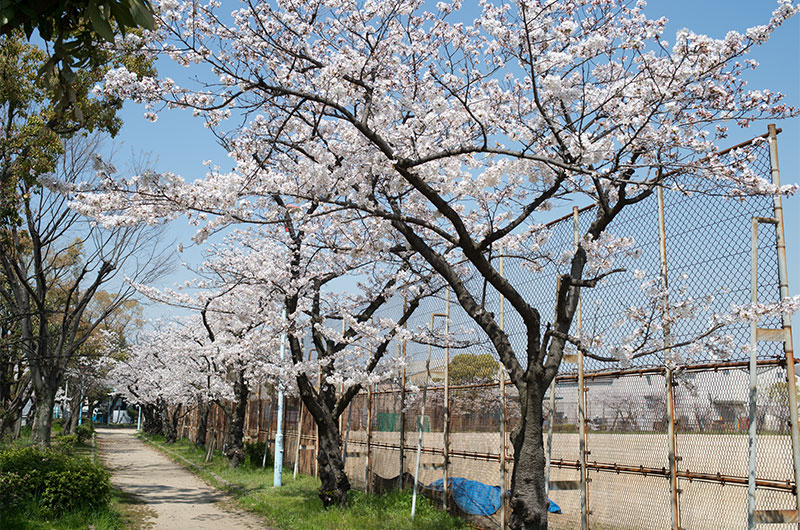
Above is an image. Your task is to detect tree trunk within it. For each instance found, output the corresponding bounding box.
[0,377,31,440]
[316,413,350,508]
[62,384,81,435]
[142,403,162,435]
[12,411,21,439]
[65,398,81,434]
[195,399,209,447]
[162,401,181,443]
[509,377,548,530]
[69,394,83,432]
[31,389,56,447]
[224,371,248,468]
[0,406,21,440]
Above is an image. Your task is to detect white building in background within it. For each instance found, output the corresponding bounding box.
[552,366,789,433]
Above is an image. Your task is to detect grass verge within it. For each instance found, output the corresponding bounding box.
[140,433,468,530]
[0,499,124,530]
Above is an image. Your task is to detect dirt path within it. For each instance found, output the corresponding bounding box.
[97,427,267,529]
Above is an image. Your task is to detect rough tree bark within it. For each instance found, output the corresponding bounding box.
[29,360,62,447]
[314,410,350,507]
[161,400,181,443]
[224,369,248,467]
[142,402,162,435]
[509,372,548,528]
[0,374,31,440]
[31,386,56,447]
[195,398,209,447]
[63,396,81,435]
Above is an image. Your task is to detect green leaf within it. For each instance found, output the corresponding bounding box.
[108,1,135,30]
[87,2,114,42]
[128,0,155,30]
[60,64,75,84]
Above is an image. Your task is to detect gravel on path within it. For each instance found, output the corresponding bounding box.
[97,427,267,529]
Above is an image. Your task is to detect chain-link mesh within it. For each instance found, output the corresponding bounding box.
[172,132,795,529]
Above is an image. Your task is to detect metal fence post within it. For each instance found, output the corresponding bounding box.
[658,185,681,530]
[573,206,589,530]
[499,248,507,529]
[244,395,250,435]
[263,387,275,469]
[257,383,263,436]
[339,320,346,439]
[400,288,408,489]
[768,123,800,525]
[294,402,304,479]
[748,218,760,530]
[412,312,446,522]
[499,365,507,529]
[443,288,450,510]
[273,309,288,487]
[315,368,321,479]
[366,383,373,493]
[545,380,556,499]
[545,278,558,500]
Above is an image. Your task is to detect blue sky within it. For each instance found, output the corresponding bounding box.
[110,1,800,335]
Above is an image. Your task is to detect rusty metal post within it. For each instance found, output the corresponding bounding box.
[545,380,556,498]
[499,249,507,529]
[411,312,446,521]
[499,368,507,528]
[443,289,450,510]
[293,402,304,480]
[342,389,354,470]
[400,288,408,489]
[768,123,800,524]
[365,383,374,493]
[244,396,250,436]
[545,275,561,499]
[749,218,760,529]
[315,368,321,479]
[573,207,589,530]
[658,185,681,530]
[339,321,346,438]
[257,383,263,435]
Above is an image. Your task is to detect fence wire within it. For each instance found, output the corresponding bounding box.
[176,130,796,529]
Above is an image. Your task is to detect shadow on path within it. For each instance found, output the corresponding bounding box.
[97,427,266,529]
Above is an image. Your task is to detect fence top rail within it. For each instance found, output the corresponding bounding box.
[539,129,781,230]
[363,358,786,395]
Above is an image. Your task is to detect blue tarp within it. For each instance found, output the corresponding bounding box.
[426,477,561,516]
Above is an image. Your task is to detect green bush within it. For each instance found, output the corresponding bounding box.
[243,441,269,467]
[55,434,79,452]
[41,465,112,513]
[0,446,111,514]
[0,471,26,507]
[74,423,94,444]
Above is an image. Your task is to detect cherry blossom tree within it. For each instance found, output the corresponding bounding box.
[77,170,438,500]
[109,321,210,441]
[84,0,800,526]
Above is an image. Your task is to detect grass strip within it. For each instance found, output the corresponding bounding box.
[139,433,468,530]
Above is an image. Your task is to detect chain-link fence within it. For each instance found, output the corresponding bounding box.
[178,127,797,529]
